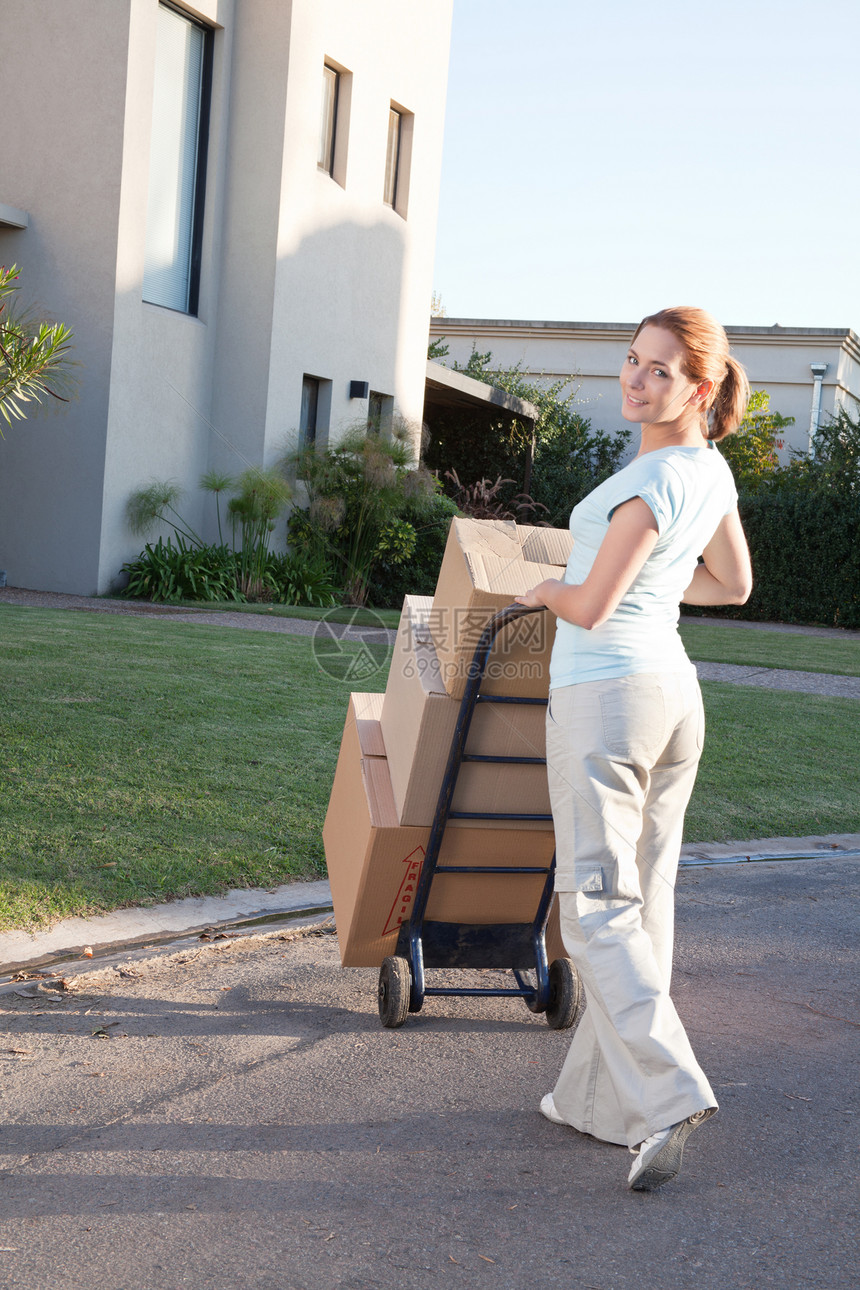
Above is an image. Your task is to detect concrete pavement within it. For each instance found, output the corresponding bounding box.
[0,855,857,1290]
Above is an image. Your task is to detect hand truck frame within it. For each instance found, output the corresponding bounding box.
[377,603,583,1030]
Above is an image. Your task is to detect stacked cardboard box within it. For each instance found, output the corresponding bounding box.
[323,517,573,968]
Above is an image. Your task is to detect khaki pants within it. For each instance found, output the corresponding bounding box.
[546,670,717,1148]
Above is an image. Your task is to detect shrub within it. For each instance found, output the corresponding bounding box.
[265,549,338,607]
[731,488,860,628]
[366,490,460,607]
[121,538,243,603]
[720,390,794,492]
[226,467,292,598]
[121,539,340,607]
[690,408,860,628]
[530,416,629,528]
[424,349,629,523]
[125,468,293,603]
[287,422,439,605]
[443,471,547,523]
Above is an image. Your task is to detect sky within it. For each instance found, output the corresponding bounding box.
[432,0,860,330]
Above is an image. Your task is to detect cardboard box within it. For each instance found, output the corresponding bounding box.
[324,694,563,967]
[430,518,573,699]
[381,595,550,827]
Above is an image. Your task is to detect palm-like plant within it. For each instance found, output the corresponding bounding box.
[126,480,204,547]
[0,265,75,431]
[227,467,292,598]
[200,470,234,545]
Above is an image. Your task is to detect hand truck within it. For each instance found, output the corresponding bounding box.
[377,603,583,1030]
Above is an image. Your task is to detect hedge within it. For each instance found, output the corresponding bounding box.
[700,487,860,629]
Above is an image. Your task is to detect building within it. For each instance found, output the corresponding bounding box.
[0,0,453,594]
[428,317,860,460]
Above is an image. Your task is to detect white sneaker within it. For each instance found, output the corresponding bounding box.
[539,1093,566,1125]
[627,1108,717,1191]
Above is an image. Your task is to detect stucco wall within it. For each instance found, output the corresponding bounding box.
[264,0,451,461]
[0,0,451,593]
[0,0,132,592]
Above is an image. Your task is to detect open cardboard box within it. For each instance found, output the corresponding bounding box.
[323,693,564,968]
[381,595,550,827]
[430,518,573,699]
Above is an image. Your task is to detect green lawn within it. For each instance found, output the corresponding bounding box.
[688,683,859,842]
[0,607,371,931]
[0,605,857,931]
[680,620,860,677]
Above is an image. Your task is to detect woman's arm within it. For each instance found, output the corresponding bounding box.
[681,508,752,606]
[515,496,659,629]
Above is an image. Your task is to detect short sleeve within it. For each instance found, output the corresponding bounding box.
[606,461,685,537]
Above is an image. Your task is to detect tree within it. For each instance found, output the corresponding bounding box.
[719,389,794,492]
[0,265,75,431]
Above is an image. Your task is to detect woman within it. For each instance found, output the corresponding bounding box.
[516,307,753,1192]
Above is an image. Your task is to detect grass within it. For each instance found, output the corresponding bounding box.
[687,683,860,842]
[680,620,860,678]
[0,607,390,931]
[0,605,857,931]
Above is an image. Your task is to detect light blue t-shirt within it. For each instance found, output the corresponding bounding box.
[550,443,738,687]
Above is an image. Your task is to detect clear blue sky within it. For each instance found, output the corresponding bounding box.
[433,0,860,330]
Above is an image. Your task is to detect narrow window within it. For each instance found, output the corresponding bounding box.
[318,65,339,175]
[143,3,213,315]
[383,109,401,207]
[300,375,320,447]
[367,391,393,436]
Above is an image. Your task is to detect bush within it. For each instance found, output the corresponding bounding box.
[715,389,794,493]
[121,538,339,607]
[287,423,440,605]
[124,468,294,602]
[121,538,243,604]
[424,349,629,523]
[530,417,629,528]
[265,550,338,607]
[366,491,459,607]
[690,408,860,628]
[736,489,860,627]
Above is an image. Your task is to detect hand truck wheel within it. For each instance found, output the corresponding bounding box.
[545,958,584,1031]
[378,956,411,1028]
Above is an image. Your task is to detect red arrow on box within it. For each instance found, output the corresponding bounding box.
[382,846,426,937]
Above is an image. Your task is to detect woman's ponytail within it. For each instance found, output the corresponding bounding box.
[708,355,750,441]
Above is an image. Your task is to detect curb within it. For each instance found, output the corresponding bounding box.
[0,879,333,981]
[2,835,858,981]
[0,906,335,993]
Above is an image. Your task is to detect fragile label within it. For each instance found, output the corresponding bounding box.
[382,846,425,936]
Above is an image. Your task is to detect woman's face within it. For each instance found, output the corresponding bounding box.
[619,324,703,428]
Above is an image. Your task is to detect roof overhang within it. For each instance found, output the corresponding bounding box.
[424,360,538,423]
[0,202,29,229]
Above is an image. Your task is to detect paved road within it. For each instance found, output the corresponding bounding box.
[1,857,857,1290]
